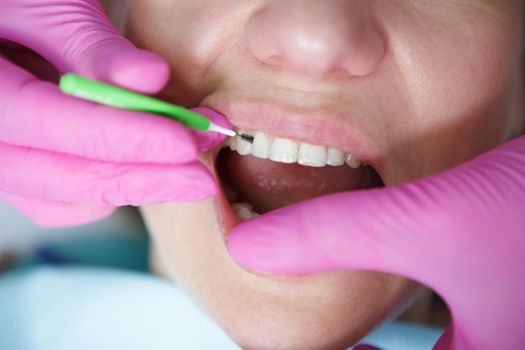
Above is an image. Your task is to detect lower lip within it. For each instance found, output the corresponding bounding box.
[207,148,241,240]
[214,183,241,241]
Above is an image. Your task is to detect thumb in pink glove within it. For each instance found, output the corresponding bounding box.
[0,1,226,227]
[228,135,525,350]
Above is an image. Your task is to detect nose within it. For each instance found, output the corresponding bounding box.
[245,0,386,79]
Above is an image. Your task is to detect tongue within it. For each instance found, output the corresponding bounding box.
[217,149,383,213]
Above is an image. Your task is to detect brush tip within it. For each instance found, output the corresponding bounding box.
[208,122,236,137]
[237,133,255,144]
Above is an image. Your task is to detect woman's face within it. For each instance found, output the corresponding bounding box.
[125,1,524,349]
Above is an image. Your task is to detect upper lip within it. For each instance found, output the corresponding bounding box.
[201,94,382,168]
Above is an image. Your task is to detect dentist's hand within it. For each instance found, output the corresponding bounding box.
[228,135,525,350]
[0,1,226,227]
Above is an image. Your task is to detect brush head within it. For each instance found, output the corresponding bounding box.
[207,122,236,137]
[237,133,255,144]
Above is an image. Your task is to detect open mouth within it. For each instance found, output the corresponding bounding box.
[203,100,385,236]
[217,131,384,219]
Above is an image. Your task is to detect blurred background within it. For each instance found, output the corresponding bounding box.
[0,202,142,252]
[0,204,149,272]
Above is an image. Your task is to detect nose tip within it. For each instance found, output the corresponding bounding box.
[245,0,386,79]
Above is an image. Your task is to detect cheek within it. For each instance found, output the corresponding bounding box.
[125,1,249,105]
[406,48,515,137]
[375,9,522,184]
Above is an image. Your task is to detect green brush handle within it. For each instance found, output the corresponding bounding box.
[59,73,211,131]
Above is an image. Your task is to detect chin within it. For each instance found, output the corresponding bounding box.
[145,210,421,350]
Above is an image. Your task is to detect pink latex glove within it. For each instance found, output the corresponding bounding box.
[0,1,226,227]
[228,135,525,350]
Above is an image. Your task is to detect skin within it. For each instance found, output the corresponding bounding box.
[109,1,525,349]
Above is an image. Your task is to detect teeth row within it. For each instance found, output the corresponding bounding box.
[231,202,260,221]
[223,130,362,168]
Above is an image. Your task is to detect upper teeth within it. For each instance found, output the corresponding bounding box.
[224,130,362,169]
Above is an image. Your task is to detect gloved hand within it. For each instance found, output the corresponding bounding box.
[228,135,525,350]
[0,1,226,227]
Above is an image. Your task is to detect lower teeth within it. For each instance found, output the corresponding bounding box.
[231,202,260,220]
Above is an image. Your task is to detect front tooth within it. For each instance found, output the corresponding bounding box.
[298,143,327,167]
[270,137,298,163]
[228,136,236,151]
[236,132,253,155]
[252,131,271,159]
[345,154,362,169]
[326,147,345,166]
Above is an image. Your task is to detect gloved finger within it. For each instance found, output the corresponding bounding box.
[228,136,525,291]
[0,191,116,228]
[0,58,202,164]
[192,107,231,153]
[0,141,218,205]
[1,1,169,93]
